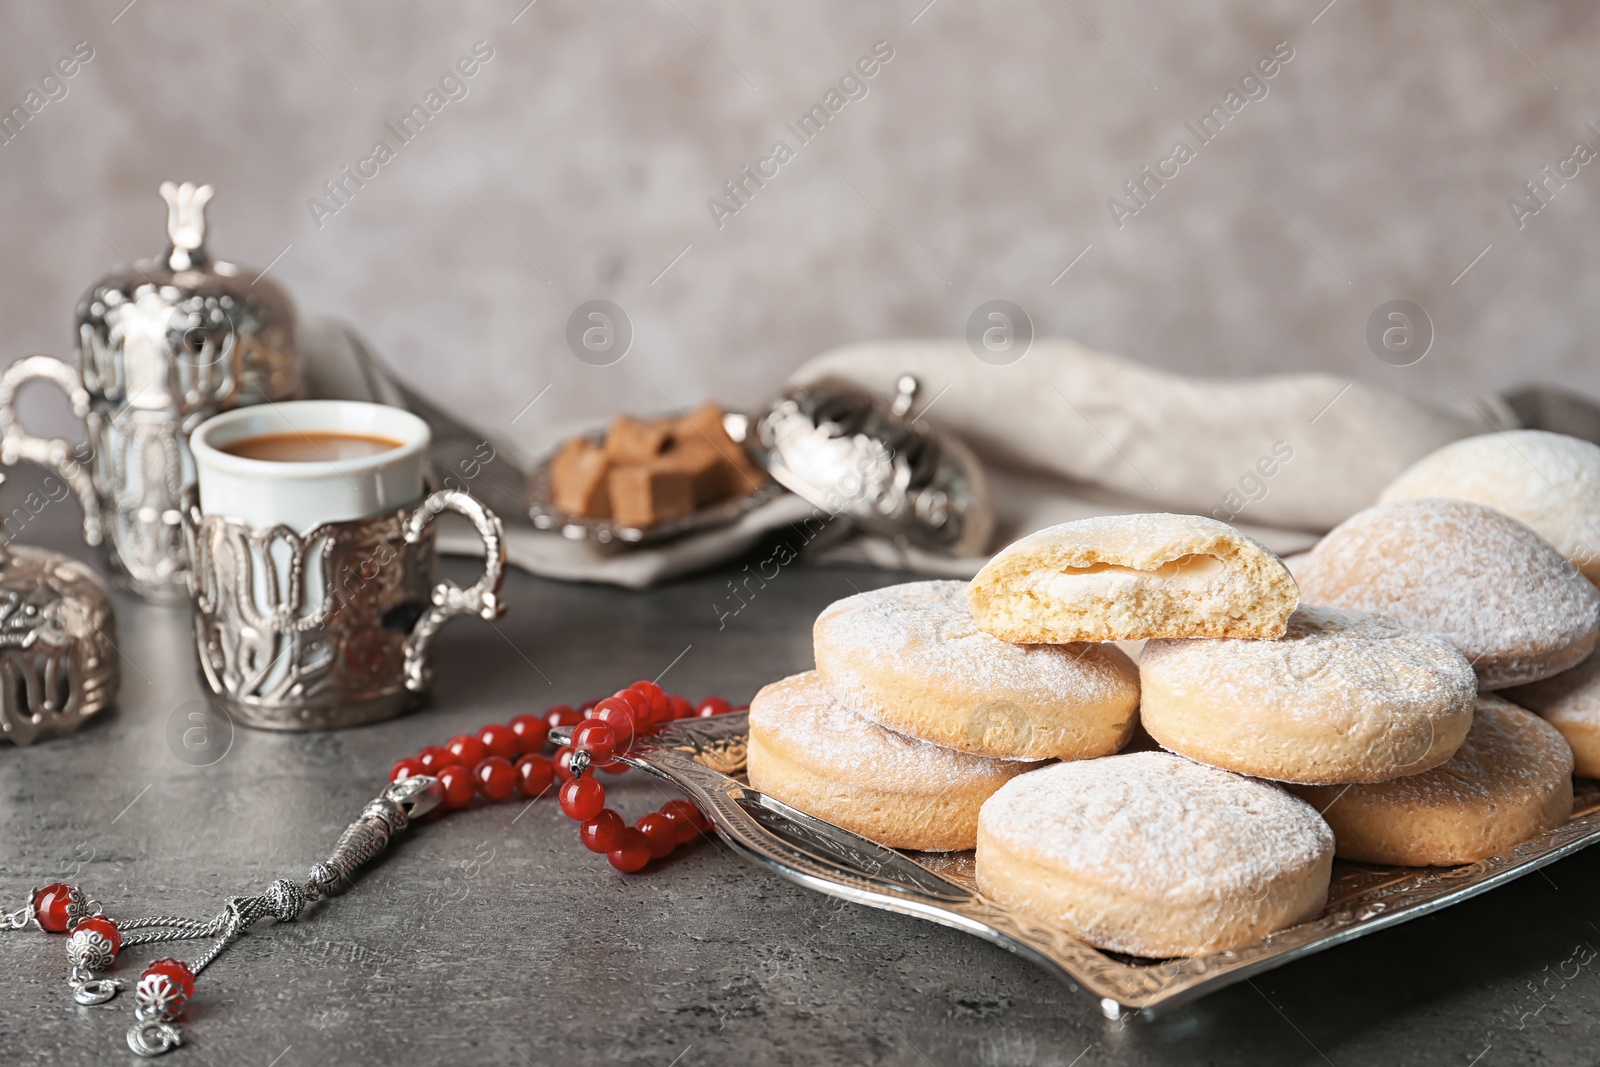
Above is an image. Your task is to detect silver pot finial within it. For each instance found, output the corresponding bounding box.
[158,181,213,272]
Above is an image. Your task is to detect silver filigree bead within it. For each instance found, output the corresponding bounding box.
[308,862,340,888]
[263,878,305,922]
[134,971,188,1022]
[66,927,117,972]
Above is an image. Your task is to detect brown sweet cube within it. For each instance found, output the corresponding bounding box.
[656,439,733,506]
[671,402,767,496]
[549,437,611,517]
[605,414,672,463]
[608,463,695,528]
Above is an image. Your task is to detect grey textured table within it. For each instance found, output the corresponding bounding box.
[1,465,1597,1067]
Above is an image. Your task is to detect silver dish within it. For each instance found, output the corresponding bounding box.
[526,412,785,545]
[748,375,994,557]
[556,713,1600,1019]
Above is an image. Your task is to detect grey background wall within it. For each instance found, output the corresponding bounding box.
[2,0,1597,455]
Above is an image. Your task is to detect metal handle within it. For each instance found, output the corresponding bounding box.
[400,489,506,691]
[0,355,101,545]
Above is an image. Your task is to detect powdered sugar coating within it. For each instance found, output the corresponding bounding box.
[979,752,1333,900]
[989,513,1275,571]
[1139,605,1477,783]
[1291,696,1574,865]
[814,580,1138,760]
[1381,430,1600,584]
[1309,696,1572,808]
[748,671,1035,794]
[1296,498,1600,688]
[1503,651,1600,777]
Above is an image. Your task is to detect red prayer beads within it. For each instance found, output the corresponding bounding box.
[477,724,521,761]
[473,756,517,801]
[73,915,122,956]
[609,828,652,873]
[391,681,741,873]
[32,883,83,933]
[558,777,606,821]
[142,957,196,1003]
[580,810,626,853]
[508,713,550,753]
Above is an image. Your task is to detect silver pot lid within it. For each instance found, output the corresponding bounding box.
[0,479,118,745]
[75,181,300,415]
[751,375,994,557]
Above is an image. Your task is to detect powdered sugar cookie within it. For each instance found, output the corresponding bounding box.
[746,671,1037,851]
[813,580,1139,761]
[967,513,1299,643]
[1380,430,1600,585]
[1140,605,1476,784]
[1505,650,1600,778]
[1296,499,1600,688]
[976,752,1333,957]
[1291,696,1573,866]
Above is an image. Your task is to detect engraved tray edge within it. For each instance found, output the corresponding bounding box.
[560,714,1600,1019]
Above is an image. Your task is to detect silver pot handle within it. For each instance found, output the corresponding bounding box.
[0,355,101,546]
[401,489,507,691]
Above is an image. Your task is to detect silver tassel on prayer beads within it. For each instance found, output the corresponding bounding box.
[122,775,443,1056]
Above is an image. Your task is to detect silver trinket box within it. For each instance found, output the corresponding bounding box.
[750,375,994,556]
[0,181,301,603]
[0,477,118,745]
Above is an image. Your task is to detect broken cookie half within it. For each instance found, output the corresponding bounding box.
[967,513,1300,642]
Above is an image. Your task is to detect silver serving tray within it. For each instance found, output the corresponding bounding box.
[556,714,1600,1019]
[526,412,786,545]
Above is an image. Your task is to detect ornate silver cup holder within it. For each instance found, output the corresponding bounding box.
[182,487,506,730]
[554,713,1600,1019]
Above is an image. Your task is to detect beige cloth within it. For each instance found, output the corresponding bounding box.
[304,321,1512,586]
[791,339,1508,535]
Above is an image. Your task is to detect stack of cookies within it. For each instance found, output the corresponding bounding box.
[749,428,1600,959]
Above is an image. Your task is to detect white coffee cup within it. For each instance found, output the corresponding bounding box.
[190,400,429,530]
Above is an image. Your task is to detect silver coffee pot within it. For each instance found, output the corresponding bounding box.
[0,182,301,603]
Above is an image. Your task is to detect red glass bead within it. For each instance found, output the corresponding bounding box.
[446,734,488,767]
[614,688,654,734]
[473,756,516,802]
[660,798,711,834]
[390,757,426,783]
[669,695,693,720]
[436,765,476,810]
[580,809,626,853]
[558,777,606,821]
[697,696,732,718]
[658,803,703,845]
[417,745,455,772]
[608,828,652,873]
[570,720,617,762]
[576,698,600,714]
[636,813,678,860]
[516,753,555,797]
[630,680,672,726]
[545,704,582,728]
[591,698,636,749]
[74,915,121,955]
[631,679,666,704]
[477,724,520,761]
[509,713,551,754]
[598,757,629,775]
[552,746,579,783]
[31,883,80,933]
[143,957,195,1000]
